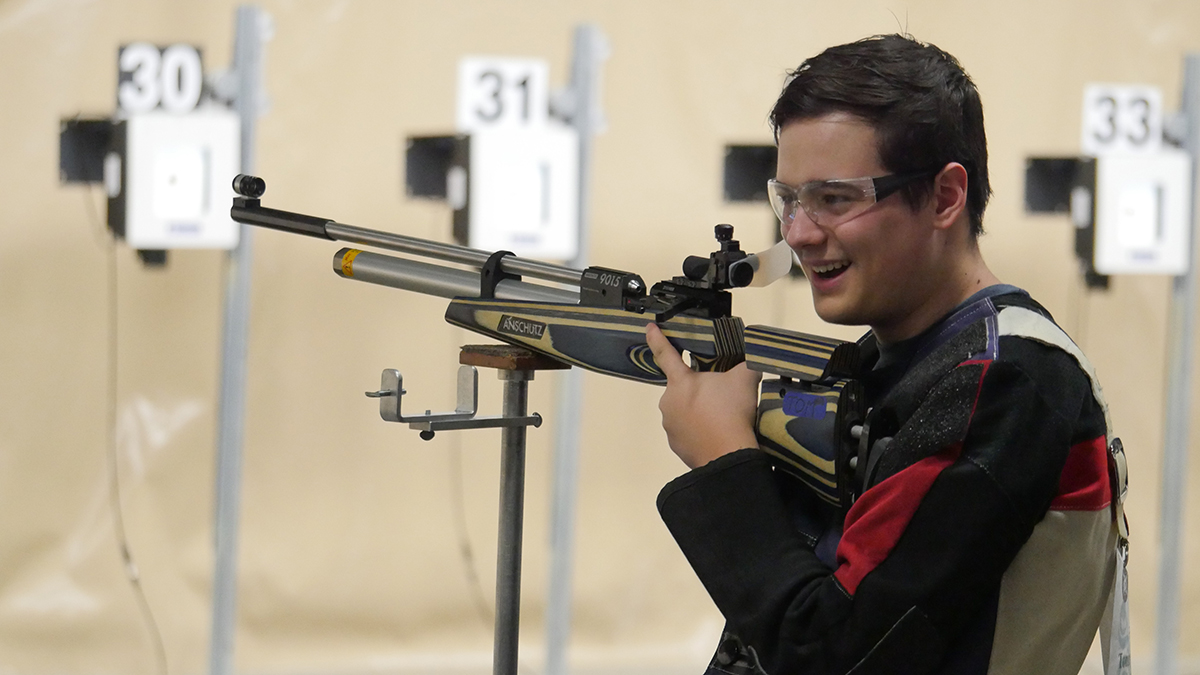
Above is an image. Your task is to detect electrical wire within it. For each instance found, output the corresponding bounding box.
[84,186,170,675]
[448,434,495,629]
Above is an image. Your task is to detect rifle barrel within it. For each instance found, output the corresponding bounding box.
[231,177,587,287]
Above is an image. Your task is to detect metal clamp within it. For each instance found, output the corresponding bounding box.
[366,366,542,440]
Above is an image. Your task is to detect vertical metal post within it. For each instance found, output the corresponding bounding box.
[546,24,608,675]
[211,7,265,675]
[495,370,533,675]
[1153,52,1200,675]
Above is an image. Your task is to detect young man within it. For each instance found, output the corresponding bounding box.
[645,35,1128,675]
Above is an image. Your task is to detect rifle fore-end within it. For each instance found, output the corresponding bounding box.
[442,297,861,386]
[443,297,748,384]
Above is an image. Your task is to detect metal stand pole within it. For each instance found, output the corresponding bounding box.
[495,369,533,675]
[546,25,608,675]
[212,7,267,675]
[368,345,561,675]
[1153,51,1200,675]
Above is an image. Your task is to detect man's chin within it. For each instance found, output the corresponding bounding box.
[812,298,864,327]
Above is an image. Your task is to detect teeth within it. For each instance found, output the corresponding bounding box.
[811,261,849,274]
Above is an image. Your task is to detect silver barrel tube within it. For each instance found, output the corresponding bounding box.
[332,248,580,304]
[325,222,584,286]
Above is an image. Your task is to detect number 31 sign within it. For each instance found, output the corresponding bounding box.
[1081,84,1163,155]
[456,57,549,132]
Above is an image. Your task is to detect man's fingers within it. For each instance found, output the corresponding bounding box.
[645,323,690,380]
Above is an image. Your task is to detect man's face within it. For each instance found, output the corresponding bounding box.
[776,113,942,342]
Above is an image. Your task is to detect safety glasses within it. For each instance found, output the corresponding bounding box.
[767,168,939,230]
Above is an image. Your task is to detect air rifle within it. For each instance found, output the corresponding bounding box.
[229,174,879,511]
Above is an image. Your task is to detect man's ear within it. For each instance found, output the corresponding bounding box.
[931,162,969,230]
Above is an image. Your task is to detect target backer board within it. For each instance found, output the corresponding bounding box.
[108,109,241,250]
[452,56,579,261]
[1081,83,1192,275]
[106,43,241,250]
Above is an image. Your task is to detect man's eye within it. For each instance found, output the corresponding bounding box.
[814,190,858,206]
[776,194,800,211]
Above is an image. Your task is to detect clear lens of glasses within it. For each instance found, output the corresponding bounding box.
[767,177,879,229]
[768,168,941,230]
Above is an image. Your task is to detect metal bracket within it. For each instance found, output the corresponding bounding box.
[480,250,520,299]
[366,366,541,440]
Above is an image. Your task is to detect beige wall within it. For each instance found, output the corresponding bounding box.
[2,0,1199,673]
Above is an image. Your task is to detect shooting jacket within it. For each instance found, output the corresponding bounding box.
[657,289,1124,675]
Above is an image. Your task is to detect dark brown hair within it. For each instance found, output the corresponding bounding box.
[770,34,991,236]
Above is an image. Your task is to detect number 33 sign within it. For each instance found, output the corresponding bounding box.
[1081,84,1163,155]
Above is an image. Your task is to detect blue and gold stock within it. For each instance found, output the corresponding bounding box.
[757,378,864,505]
[444,297,745,384]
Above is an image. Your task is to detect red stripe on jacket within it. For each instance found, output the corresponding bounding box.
[834,443,962,595]
[833,361,992,596]
[1050,436,1111,511]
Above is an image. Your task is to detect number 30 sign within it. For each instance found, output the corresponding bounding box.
[118,43,205,115]
[1081,84,1163,156]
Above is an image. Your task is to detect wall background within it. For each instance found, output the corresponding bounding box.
[1,0,1198,673]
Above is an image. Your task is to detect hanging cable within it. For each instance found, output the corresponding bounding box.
[85,186,169,675]
[448,434,495,629]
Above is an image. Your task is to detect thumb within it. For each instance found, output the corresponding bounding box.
[645,323,690,381]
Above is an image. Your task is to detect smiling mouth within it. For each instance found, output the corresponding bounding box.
[809,261,850,280]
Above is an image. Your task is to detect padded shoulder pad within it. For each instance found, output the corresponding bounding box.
[996,306,1112,436]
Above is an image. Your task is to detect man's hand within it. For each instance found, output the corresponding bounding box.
[645,322,762,469]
